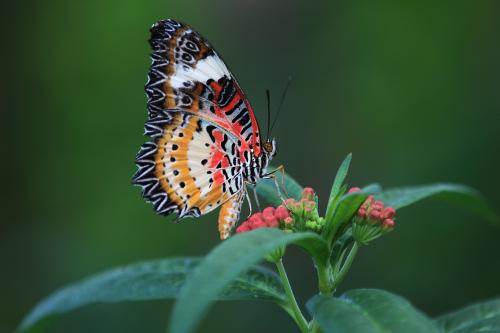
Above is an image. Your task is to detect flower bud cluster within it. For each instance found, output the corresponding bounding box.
[236,206,292,234]
[349,187,396,244]
[284,187,325,232]
[235,187,325,235]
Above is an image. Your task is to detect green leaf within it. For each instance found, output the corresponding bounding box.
[376,183,498,224]
[325,154,352,221]
[294,234,331,267]
[17,258,285,333]
[323,192,369,243]
[169,228,326,333]
[362,183,382,194]
[307,289,442,333]
[256,166,303,206]
[435,297,500,333]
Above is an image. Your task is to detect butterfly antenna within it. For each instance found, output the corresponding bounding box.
[269,76,292,136]
[266,89,271,140]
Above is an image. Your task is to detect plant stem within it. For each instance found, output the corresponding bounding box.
[331,242,359,291]
[316,261,334,294]
[275,259,309,333]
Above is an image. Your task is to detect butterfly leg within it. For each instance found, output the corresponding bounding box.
[265,165,289,203]
[245,187,253,218]
[252,184,261,211]
[273,173,286,204]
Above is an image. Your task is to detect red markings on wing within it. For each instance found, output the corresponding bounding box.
[208,80,260,159]
[209,128,231,185]
[235,84,261,156]
[213,171,225,185]
[221,92,241,113]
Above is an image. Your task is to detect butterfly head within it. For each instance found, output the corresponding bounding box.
[262,138,277,158]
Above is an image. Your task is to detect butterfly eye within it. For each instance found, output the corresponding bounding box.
[263,141,273,153]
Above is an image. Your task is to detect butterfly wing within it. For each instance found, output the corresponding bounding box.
[133,111,245,225]
[134,19,268,238]
[218,190,245,239]
[145,19,264,160]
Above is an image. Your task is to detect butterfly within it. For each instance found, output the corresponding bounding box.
[132,19,280,239]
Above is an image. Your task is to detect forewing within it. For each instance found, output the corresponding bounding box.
[145,19,263,159]
[133,111,245,218]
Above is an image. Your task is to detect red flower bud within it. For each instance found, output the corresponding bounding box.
[284,217,293,224]
[275,206,290,220]
[382,207,396,219]
[357,208,367,218]
[369,210,381,220]
[262,207,275,217]
[383,219,395,228]
[264,215,279,227]
[236,224,251,233]
[302,187,315,199]
[348,187,361,193]
[252,220,267,229]
[249,213,263,224]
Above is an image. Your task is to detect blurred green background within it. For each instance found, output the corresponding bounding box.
[2,0,500,332]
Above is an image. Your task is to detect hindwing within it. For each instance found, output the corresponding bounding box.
[133,111,245,219]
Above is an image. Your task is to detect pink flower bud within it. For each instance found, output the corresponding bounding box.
[252,220,268,229]
[284,198,296,206]
[302,187,315,199]
[373,201,385,210]
[262,207,275,217]
[369,210,381,220]
[263,215,279,227]
[383,219,395,228]
[284,217,293,224]
[248,215,265,229]
[249,213,263,224]
[303,200,315,209]
[304,206,312,212]
[382,207,396,219]
[357,208,367,218]
[348,187,361,193]
[236,224,251,233]
[275,206,290,220]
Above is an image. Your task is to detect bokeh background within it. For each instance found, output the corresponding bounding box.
[2,0,500,332]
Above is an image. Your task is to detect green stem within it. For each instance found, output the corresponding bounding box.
[331,242,359,291]
[275,259,309,333]
[316,261,334,294]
